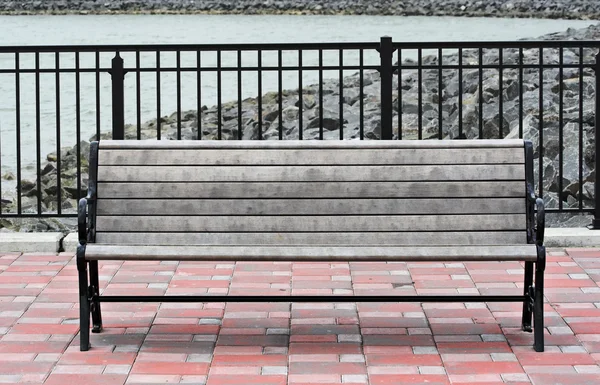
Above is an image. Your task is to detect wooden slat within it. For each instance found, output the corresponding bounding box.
[96,198,525,216]
[99,148,524,166]
[99,139,526,150]
[95,214,526,232]
[97,165,524,182]
[95,231,528,246]
[84,244,538,262]
[97,181,526,199]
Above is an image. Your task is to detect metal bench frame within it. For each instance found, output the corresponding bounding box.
[77,140,546,352]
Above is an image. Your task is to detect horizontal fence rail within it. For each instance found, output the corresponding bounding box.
[0,38,599,228]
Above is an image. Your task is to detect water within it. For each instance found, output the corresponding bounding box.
[0,14,595,179]
[0,14,594,46]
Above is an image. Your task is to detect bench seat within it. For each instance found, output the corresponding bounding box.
[85,245,539,262]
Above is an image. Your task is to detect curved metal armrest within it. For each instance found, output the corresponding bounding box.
[535,197,545,246]
[78,198,88,245]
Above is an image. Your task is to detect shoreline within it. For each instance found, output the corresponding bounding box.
[0,11,597,21]
[0,1,600,20]
[0,11,597,20]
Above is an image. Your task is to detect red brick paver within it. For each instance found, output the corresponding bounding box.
[0,248,599,384]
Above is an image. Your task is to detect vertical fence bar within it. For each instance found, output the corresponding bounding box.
[0,76,1,202]
[558,46,564,211]
[438,48,443,139]
[217,50,222,140]
[15,53,21,214]
[55,53,61,215]
[458,48,463,138]
[478,48,483,138]
[359,49,364,140]
[538,48,544,198]
[298,49,303,140]
[278,49,283,140]
[197,51,202,140]
[110,52,125,140]
[499,48,504,139]
[95,52,101,141]
[379,36,394,140]
[176,50,182,140]
[237,50,242,140]
[418,48,423,140]
[339,49,344,140]
[156,51,161,140]
[398,49,402,140]
[136,51,141,140]
[592,52,600,228]
[519,47,524,138]
[35,52,41,214]
[579,48,585,211]
[258,49,263,140]
[319,49,323,140]
[75,52,81,202]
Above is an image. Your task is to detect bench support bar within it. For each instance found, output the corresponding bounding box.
[89,260,103,334]
[521,261,534,332]
[76,245,90,352]
[94,295,530,303]
[534,247,546,352]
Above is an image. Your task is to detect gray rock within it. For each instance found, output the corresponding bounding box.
[2,172,15,180]
[3,0,600,20]
[307,117,342,131]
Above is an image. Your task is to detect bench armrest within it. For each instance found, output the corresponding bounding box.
[526,182,544,246]
[535,197,545,246]
[78,198,88,245]
[78,194,96,246]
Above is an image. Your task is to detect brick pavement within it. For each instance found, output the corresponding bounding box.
[0,248,599,384]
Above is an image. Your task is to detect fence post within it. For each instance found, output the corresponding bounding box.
[592,52,600,229]
[378,36,395,140]
[110,52,125,140]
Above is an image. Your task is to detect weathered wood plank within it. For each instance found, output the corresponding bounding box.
[99,139,526,150]
[95,231,528,246]
[85,244,538,262]
[97,181,525,199]
[96,198,525,216]
[99,148,524,166]
[97,165,524,182]
[95,214,526,232]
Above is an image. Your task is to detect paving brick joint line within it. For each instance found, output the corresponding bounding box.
[0,248,599,384]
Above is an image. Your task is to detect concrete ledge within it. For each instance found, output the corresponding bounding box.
[62,228,600,251]
[6,228,600,254]
[62,232,79,253]
[0,232,64,253]
[545,227,600,248]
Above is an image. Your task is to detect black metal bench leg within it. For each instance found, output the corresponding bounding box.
[77,245,90,351]
[521,261,534,332]
[89,260,103,334]
[534,249,546,352]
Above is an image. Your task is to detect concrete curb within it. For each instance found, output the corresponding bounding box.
[62,232,79,253]
[2,228,600,253]
[0,232,64,253]
[545,227,600,248]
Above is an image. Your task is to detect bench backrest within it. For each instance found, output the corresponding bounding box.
[89,140,534,247]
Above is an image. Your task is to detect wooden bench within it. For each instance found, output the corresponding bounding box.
[77,139,546,352]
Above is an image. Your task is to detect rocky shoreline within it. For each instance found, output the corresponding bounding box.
[1,0,600,19]
[2,22,600,232]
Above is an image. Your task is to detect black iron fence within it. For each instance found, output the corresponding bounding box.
[0,38,599,227]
